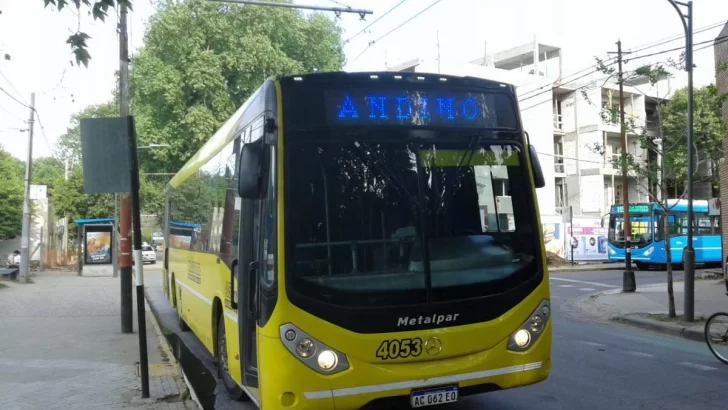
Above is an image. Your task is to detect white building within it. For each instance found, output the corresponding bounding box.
[388,39,672,223]
[384,39,677,260]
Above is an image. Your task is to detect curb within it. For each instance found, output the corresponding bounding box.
[549,265,623,273]
[135,272,201,409]
[611,315,705,342]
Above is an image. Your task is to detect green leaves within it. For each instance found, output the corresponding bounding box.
[0,146,24,240]
[41,0,133,67]
[130,0,345,173]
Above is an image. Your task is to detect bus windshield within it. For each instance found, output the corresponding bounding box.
[286,135,538,306]
[608,213,653,247]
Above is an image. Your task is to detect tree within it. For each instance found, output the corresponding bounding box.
[52,164,115,222]
[0,146,25,240]
[130,0,345,173]
[40,0,134,67]
[32,157,65,194]
[589,57,727,318]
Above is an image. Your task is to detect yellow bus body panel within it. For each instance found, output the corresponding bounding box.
[167,247,245,393]
[257,278,550,410]
[251,81,551,410]
[164,78,551,409]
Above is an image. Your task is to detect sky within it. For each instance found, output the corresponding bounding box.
[1,0,727,161]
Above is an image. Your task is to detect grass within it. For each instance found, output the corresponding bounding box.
[0,283,7,289]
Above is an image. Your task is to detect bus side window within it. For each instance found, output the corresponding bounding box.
[667,215,679,236]
[656,215,665,241]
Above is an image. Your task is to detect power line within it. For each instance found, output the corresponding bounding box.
[327,0,351,9]
[627,19,726,54]
[0,71,28,105]
[0,86,32,109]
[344,0,409,44]
[517,19,726,101]
[519,36,728,113]
[347,0,445,67]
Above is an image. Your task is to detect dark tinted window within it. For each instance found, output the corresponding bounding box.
[286,137,538,306]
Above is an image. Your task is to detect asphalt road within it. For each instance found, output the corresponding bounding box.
[144,266,728,410]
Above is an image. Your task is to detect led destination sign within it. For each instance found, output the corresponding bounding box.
[612,204,651,214]
[325,89,517,128]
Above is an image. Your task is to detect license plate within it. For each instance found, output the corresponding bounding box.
[410,386,458,408]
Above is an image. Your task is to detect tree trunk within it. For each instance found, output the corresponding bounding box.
[663,212,676,318]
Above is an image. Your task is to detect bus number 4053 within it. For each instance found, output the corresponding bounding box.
[375,338,423,360]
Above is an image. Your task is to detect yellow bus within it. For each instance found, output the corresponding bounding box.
[163,71,550,409]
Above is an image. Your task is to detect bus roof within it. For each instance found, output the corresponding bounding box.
[611,199,710,213]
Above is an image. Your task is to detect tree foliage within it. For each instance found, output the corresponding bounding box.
[0,146,24,240]
[40,0,134,67]
[52,164,115,222]
[130,0,345,173]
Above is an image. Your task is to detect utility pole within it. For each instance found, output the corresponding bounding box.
[614,40,636,292]
[19,93,35,283]
[119,1,133,334]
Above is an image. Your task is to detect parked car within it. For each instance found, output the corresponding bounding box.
[132,245,157,264]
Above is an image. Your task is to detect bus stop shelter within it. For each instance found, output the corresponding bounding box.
[74,218,115,277]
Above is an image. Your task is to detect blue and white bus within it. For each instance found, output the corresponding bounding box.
[607,200,721,269]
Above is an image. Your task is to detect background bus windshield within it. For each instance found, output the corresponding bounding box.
[286,137,538,306]
[608,214,653,247]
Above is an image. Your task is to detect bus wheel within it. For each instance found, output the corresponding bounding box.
[635,262,647,271]
[217,316,248,401]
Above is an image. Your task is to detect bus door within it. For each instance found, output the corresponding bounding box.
[238,196,261,389]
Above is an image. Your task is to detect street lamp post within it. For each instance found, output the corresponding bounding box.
[667,0,695,322]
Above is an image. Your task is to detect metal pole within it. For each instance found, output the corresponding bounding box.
[19,93,35,283]
[113,194,118,278]
[684,1,696,321]
[617,40,636,292]
[666,0,694,320]
[119,1,133,334]
[127,116,150,398]
[205,0,373,15]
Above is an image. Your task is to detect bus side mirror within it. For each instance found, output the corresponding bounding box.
[238,141,269,199]
[528,144,546,189]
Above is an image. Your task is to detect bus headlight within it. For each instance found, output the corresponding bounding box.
[317,350,338,371]
[508,299,550,352]
[296,338,315,358]
[643,247,654,256]
[280,323,349,375]
[608,248,616,255]
[514,329,531,347]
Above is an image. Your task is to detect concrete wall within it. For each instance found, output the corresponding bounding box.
[716,23,728,264]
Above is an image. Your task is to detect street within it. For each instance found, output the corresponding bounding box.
[143,266,728,410]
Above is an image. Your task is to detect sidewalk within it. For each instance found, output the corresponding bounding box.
[0,271,198,410]
[575,277,728,341]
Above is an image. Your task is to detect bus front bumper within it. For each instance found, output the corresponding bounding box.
[257,322,551,410]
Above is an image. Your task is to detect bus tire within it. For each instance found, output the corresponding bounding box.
[635,262,647,271]
[217,315,248,401]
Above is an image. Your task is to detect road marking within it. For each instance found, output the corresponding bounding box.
[579,287,596,291]
[558,284,574,288]
[577,341,607,348]
[550,277,619,288]
[679,362,717,371]
[627,351,654,358]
